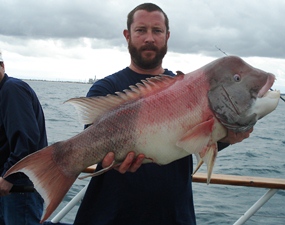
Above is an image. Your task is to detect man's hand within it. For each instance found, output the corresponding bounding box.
[0,177,13,196]
[102,152,145,174]
[220,128,253,144]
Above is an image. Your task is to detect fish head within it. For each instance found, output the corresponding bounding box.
[206,56,280,132]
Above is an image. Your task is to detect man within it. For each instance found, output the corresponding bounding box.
[0,50,48,225]
[74,3,252,225]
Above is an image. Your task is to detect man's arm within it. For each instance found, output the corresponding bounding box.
[220,128,253,144]
[1,84,42,183]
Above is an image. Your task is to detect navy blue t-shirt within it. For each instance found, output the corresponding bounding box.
[0,74,47,185]
[74,68,197,225]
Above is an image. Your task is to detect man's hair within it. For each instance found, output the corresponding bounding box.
[127,3,169,32]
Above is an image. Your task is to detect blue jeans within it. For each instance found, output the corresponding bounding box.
[0,191,44,225]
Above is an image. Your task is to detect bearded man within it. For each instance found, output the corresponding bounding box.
[74,3,251,225]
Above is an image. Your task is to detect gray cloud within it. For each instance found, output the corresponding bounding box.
[1,0,284,58]
[165,0,285,58]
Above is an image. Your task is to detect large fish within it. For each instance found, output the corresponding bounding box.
[4,56,280,222]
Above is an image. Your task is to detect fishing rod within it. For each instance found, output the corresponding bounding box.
[215,46,285,103]
[271,88,285,102]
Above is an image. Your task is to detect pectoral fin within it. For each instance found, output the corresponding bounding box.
[176,118,215,154]
[176,117,221,184]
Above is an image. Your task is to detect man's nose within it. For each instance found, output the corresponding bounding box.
[144,31,155,43]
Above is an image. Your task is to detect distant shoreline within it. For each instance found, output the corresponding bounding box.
[23,78,96,84]
[23,79,285,96]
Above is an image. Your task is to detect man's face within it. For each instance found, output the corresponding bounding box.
[0,63,4,81]
[125,10,170,70]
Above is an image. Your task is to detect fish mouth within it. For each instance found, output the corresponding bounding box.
[250,89,280,121]
[255,73,280,119]
[262,89,280,98]
[214,73,280,132]
[257,73,276,98]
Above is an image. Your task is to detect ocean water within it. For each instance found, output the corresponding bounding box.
[26,80,285,225]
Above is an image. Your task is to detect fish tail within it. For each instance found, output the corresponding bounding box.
[4,144,77,223]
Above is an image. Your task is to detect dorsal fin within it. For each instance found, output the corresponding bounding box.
[65,74,182,124]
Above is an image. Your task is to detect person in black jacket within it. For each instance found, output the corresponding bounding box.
[0,50,48,225]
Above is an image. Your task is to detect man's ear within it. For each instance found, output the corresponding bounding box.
[166,31,170,41]
[123,29,130,42]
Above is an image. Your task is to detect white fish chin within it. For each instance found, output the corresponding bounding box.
[250,90,280,119]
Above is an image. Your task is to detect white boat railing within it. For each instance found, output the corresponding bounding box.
[51,167,285,224]
[193,172,285,225]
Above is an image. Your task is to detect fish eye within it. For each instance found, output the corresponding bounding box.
[233,74,241,82]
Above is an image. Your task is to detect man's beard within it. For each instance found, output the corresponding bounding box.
[128,41,167,70]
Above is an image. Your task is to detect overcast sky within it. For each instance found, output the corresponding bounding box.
[0,0,284,92]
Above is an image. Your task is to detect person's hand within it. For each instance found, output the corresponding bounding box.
[219,127,253,144]
[0,177,13,196]
[102,152,145,174]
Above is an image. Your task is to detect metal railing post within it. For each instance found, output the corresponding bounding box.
[51,184,88,223]
[233,189,278,225]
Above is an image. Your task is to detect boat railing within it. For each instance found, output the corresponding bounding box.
[51,165,285,225]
